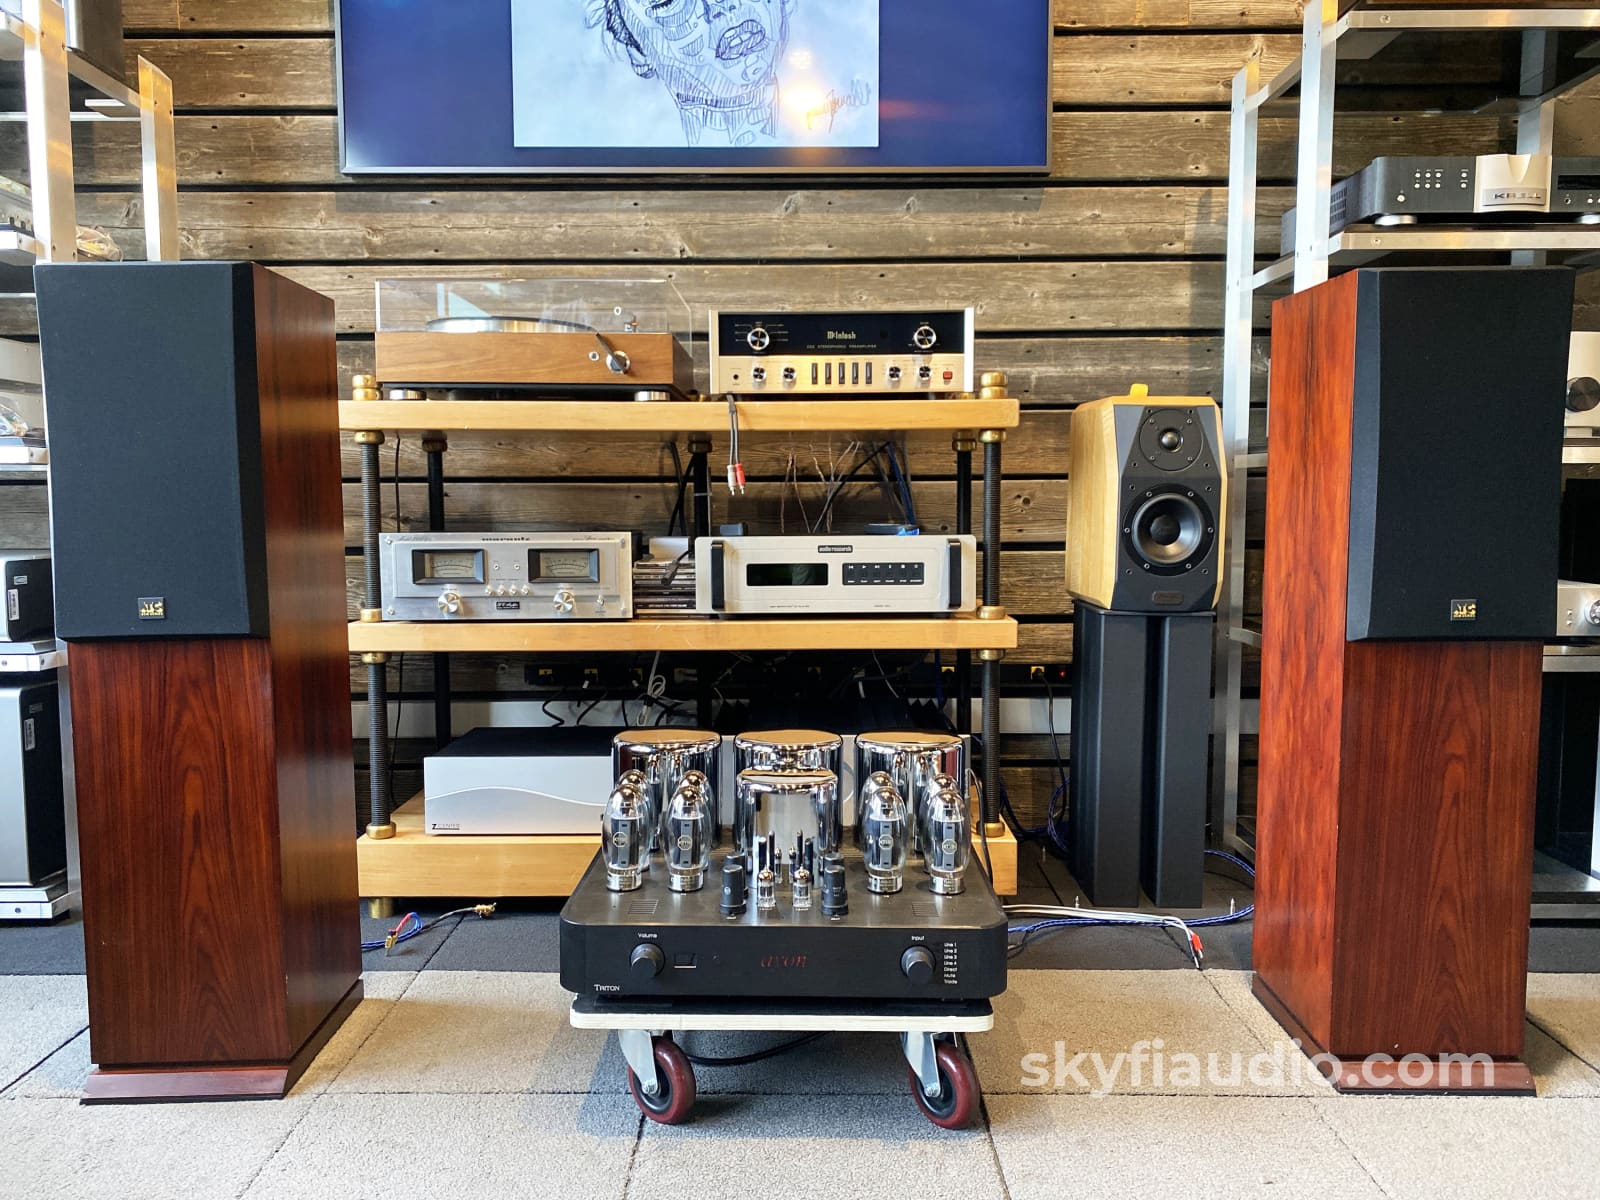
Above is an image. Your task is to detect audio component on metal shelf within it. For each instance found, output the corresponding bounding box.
[1280,154,1600,252]
[0,680,66,889]
[372,278,696,399]
[694,535,977,616]
[379,532,633,621]
[424,727,621,835]
[559,728,1006,1002]
[0,553,52,643]
[709,309,975,396]
[1568,332,1600,432]
[1557,579,1600,638]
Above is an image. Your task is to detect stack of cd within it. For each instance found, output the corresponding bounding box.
[633,538,696,617]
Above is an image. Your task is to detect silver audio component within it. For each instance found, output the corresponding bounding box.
[710,308,975,396]
[734,769,842,860]
[613,729,723,852]
[665,771,714,893]
[1567,332,1600,432]
[734,729,843,776]
[922,775,971,896]
[602,776,651,892]
[854,731,967,856]
[379,531,632,621]
[1558,579,1600,637]
[860,772,910,896]
[697,535,978,616]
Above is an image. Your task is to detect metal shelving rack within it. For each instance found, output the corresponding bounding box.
[0,0,177,921]
[343,389,1023,910]
[1213,5,1600,860]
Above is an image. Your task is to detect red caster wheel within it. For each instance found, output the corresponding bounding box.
[627,1036,697,1125]
[909,1041,980,1129]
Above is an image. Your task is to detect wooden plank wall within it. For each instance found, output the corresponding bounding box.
[1,0,1596,830]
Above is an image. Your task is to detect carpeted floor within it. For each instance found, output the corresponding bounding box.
[4,850,1600,1199]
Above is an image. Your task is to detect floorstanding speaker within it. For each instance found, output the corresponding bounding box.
[34,261,361,1103]
[1254,266,1573,1094]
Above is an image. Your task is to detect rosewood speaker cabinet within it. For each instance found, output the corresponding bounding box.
[35,262,361,1103]
[1254,266,1573,1094]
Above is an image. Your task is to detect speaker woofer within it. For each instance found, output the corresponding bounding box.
[1123,488,1216,576]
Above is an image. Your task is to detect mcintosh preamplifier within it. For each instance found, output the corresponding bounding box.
[709,308,975,396]
[379,532,633,620]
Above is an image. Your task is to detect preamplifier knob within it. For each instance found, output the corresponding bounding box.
[436,589,463,615]
[912,324,938,351]
[630,943,665,979]
[553,588,576,613]
[901,945,936,985]
[747,326,771,352]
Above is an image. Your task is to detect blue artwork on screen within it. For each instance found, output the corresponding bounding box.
[336,0,1049,172]
[511,1,880,149]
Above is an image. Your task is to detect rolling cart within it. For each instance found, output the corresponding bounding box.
[571,996,990,1128]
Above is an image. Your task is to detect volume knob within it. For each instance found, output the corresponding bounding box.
[912,324,938,351]
[436,588,463,615]
[747,326,771,352]
[552,588,576,613]
[630,943,665,979]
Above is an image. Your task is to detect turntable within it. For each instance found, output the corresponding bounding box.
[373,277,696,399]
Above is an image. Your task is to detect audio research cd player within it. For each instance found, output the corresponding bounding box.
[709,309,975,396]
[695,535,977,616]
[380,532,633,620]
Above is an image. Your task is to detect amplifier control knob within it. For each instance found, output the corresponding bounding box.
[747,326,771,352]
[553,588,576,613]
[901,945,936,985]
[912,324,938,351]
[436,589,463,615]
[630,943,665,979]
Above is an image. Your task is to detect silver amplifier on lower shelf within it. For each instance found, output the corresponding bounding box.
[694,535,977,616]
[379,532,633,621]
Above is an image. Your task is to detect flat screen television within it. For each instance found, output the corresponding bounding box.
[336,1,1053,174]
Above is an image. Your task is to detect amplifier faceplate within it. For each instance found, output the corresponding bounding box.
[560,853,1008,1001]
[710,308,975,396]
[380,532,632,621]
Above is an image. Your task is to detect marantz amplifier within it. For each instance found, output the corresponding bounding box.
[1281,154,1600,251]
[709,309,975,395]
[694,535,977,616]
[380,532,633,620]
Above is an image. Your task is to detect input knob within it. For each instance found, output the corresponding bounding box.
[913,324,937,351]
[553,588,576,613]
[747,326,771,352]
[436,589,463,615]
[901,945,936,985]
[630,943,665,979]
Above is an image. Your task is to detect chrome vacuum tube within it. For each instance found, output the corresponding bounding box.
[922,773,971,895]
[664,770,714,893]
[734,768,841,861]
[854,731,965,855]
[859,771,910,895]
[612,729,722,853]
[602,774,651,892]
